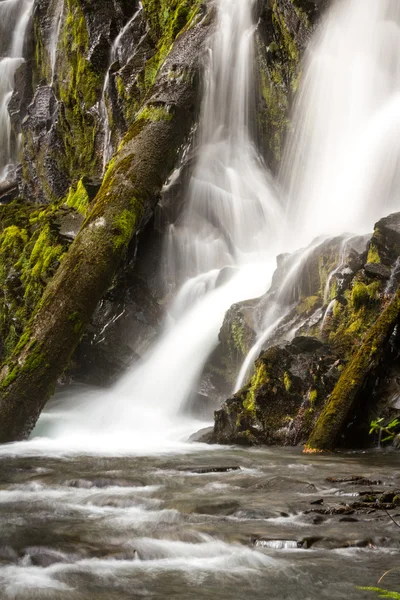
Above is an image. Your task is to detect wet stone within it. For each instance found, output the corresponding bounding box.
[364,262,392,279]
[326,476,382,485]
[182,466,241,474]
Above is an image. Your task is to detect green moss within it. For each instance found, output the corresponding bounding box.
[0,200,69,360]
[141,0,201,92]
[367,243,381,264]
[296,295,320,315]
[327,277,383,357]
[138,105,173,122]
[244,363,269,414]
[113,209,137,250]
[55,0,102,182]
[66,179,90,215]
[358,588,400,599]
[307,287,400,451]
[309,389,317,404]
[351,282,369,311]
[231,321,247,357]
[32,16,52,85]
[284,371,292,392]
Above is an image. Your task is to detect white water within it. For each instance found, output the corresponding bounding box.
[48,0,65,84]
[100,5,143,172]
[281,0,400,249]
[237,0,400,387]
[0,0,34,181]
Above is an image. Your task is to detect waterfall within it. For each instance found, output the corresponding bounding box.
[0,0,34,181]
[282,0,400,248]
[35,0,282,450]
[100,5,144,173]
[236,0,400,388]
[48,0,65,84]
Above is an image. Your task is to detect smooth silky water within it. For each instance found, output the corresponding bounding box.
[1,0,400,598]
[0,0,34,181]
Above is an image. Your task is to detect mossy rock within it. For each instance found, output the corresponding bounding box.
[212,338,340,446]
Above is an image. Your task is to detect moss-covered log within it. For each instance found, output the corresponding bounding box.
[0,4,211,442]
[305,287,400,452]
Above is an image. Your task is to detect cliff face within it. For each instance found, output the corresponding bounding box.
[0,0,207,377]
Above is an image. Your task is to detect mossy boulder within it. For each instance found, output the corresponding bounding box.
[211,213,400,450]
[368,213,400,267]
[212,337,340,446]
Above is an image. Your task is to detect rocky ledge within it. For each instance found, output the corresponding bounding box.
[205,211,400,450]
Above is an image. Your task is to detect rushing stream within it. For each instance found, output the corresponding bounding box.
[0,446,400,599]
[1,0,400,597]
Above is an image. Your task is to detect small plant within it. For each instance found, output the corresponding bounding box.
[369,417,400,444]
[358,588,400,599]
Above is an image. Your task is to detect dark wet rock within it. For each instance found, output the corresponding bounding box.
[379,491,399,504]
[188,426,215,443]
[194,500,243,516]
[291,336,324,354]
[310,498,324,505]
[364,263,392,280]
[55,209,85,242]
[0,181,19,205]
[211,338,341,446]
[208,209,400,449]
[301,513,327,525]
[182,465,241,474]
[326,476,382,485]
[68,270,163,387]
[65,478,137,489]
[24,546,73,567]
[370,212,400,266]
[252,476,317,494]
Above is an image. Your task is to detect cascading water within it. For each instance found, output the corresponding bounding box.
[48,0,65,84]
[33,0,282,451]
[100,5,144,173]
[236,0,400,388]
[282,0,400,248]
[0,0,34,182]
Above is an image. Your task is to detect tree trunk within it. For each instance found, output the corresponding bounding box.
[0,6,212,442]
[305,287,400,452]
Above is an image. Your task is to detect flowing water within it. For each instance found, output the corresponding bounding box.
[0,0,34,181]
[100,5,144,173]
[238,0,400,385]
[281,0,400,247]
[0,446,399,599]
[2,0,400,598]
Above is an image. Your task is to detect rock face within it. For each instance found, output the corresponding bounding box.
[0,0,207,382]
[255,0,328,170]
[209,213,400,448]
[214,338,341,446]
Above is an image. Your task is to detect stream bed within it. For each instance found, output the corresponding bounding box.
[0,445,399,599]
